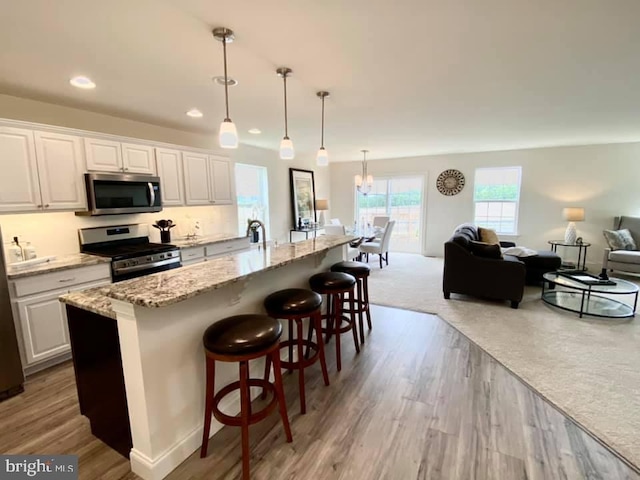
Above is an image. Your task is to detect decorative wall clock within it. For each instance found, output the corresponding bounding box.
[436,169,465,196]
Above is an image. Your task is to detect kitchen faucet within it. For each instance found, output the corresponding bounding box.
[246,219,267,250]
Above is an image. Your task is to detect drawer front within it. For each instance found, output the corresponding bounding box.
[13,263,111,297]
[205,238,250,258]
[181,246,205,262]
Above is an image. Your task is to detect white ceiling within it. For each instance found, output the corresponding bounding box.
[2,0,640,161]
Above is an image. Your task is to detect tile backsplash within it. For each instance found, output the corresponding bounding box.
[1,205,238,258]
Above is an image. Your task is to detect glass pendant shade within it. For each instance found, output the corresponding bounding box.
[366,174,374,186]
[316,147,329,166]
[219,119,238,149]
[355,174,363,187]
[280,137,294,160]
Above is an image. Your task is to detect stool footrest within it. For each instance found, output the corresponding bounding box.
[279,339,320,370]
[212,379,278,427]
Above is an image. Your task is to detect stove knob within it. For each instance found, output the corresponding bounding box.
[147,256,152,262]
[159,254,165,259]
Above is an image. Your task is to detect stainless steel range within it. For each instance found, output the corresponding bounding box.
[79,224,181,282]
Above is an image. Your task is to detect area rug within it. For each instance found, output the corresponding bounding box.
[365,253,640,471]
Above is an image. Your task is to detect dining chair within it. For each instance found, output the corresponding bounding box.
[372,216,390,238]
[359,220,396,268]
[324,225,360,261]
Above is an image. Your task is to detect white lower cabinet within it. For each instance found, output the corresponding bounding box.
[11,265,110,370]
[16,288,73,365]
[205,238,250,258]
[180,246,206,266]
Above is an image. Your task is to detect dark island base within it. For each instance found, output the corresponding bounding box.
[66,305,132,458]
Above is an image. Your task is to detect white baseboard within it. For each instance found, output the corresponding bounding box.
[129,388,258,480]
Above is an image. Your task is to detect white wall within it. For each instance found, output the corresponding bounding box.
[0,94,330,255]
[330,142,640,269]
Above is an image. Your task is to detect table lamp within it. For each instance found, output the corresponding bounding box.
[315,199,329,226]
[562,207,585,244]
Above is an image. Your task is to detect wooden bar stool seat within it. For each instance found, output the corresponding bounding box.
[264,288,330,414]
[331,261,372,345]
[308,272,359,371]
[200,314,292,480]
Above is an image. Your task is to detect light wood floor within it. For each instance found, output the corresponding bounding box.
[1,305,638,480]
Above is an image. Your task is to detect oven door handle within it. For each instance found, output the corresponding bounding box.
[147,182,156,207]
[114,257,179,275]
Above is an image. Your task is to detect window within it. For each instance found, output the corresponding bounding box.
[355,175,424,253]
[473,166,522,234]
[235,163,270,238]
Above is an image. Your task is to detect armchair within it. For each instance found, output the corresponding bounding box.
[359,220,396,268]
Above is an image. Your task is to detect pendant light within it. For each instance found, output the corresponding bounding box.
[355,150,374,195]
[316,91,329,166]
[213,27,238,149]
[277,67,294,159]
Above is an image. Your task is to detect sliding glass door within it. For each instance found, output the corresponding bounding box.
[355,175,424,253]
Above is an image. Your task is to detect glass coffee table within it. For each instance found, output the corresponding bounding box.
[542,272,638,319]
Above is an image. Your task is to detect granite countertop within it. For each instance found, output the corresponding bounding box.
[95,235,353,309]
[170,233,247,249]
[59,286,116,319]
[7,253,111,280]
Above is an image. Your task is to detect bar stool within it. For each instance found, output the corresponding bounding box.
[264,288,330,414]
[308,272,359,371]
[200,314,292,480]
[331,261,372,345]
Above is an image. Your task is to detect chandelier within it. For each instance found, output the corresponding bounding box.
[355,149,374,195]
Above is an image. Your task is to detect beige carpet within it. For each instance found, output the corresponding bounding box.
[365,253,640,470]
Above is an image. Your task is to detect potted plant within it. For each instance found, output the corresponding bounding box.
[247,219,260,243]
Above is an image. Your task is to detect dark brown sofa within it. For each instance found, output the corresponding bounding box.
[443,224,526,308]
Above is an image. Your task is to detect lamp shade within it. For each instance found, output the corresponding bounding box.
[562,207,585,222]
[316,147,329,166]
[315,199,329,211]
[219,119,238,149]
[279,137,294,160]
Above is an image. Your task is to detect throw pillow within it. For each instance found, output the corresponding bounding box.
[469,240,503,259]
[603,228,637,251]
[478,227,500,245]
[502,246,539,257]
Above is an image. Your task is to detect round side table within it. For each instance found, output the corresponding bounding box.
[548,240,591,271]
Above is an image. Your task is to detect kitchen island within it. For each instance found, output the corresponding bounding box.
[60,235,352,480]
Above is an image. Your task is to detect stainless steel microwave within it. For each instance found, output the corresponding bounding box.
[76,173,163,216]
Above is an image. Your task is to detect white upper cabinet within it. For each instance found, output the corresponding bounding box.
[122,143,156,174]
[85,138,155,174]
[183,152,211,205]
[33,131,86,210]
[209,156,233,205]
[183,152,234,206]
[0,127,41,212]
[84,137,122,173]
[155,148,184,206]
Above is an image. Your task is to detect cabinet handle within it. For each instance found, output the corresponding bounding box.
[37,204,42,208]
[58,278,76,283]
[124,167,129,171]
[44,204,50,208]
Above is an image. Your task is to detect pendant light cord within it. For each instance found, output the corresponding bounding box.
[320,95,325,148]
[283,75,289,138]
[222,34,230,121]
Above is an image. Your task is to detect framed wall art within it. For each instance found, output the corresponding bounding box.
[289,168,317,228]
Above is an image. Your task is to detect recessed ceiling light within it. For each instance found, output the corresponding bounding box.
[69,76,96,89]
[248,128,261,134]
[213,76,238,87]
[186,108,203,118]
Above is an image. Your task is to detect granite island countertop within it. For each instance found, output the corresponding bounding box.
[59,286,116,319]
[7,253,111,280]
[68,235,353,310]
